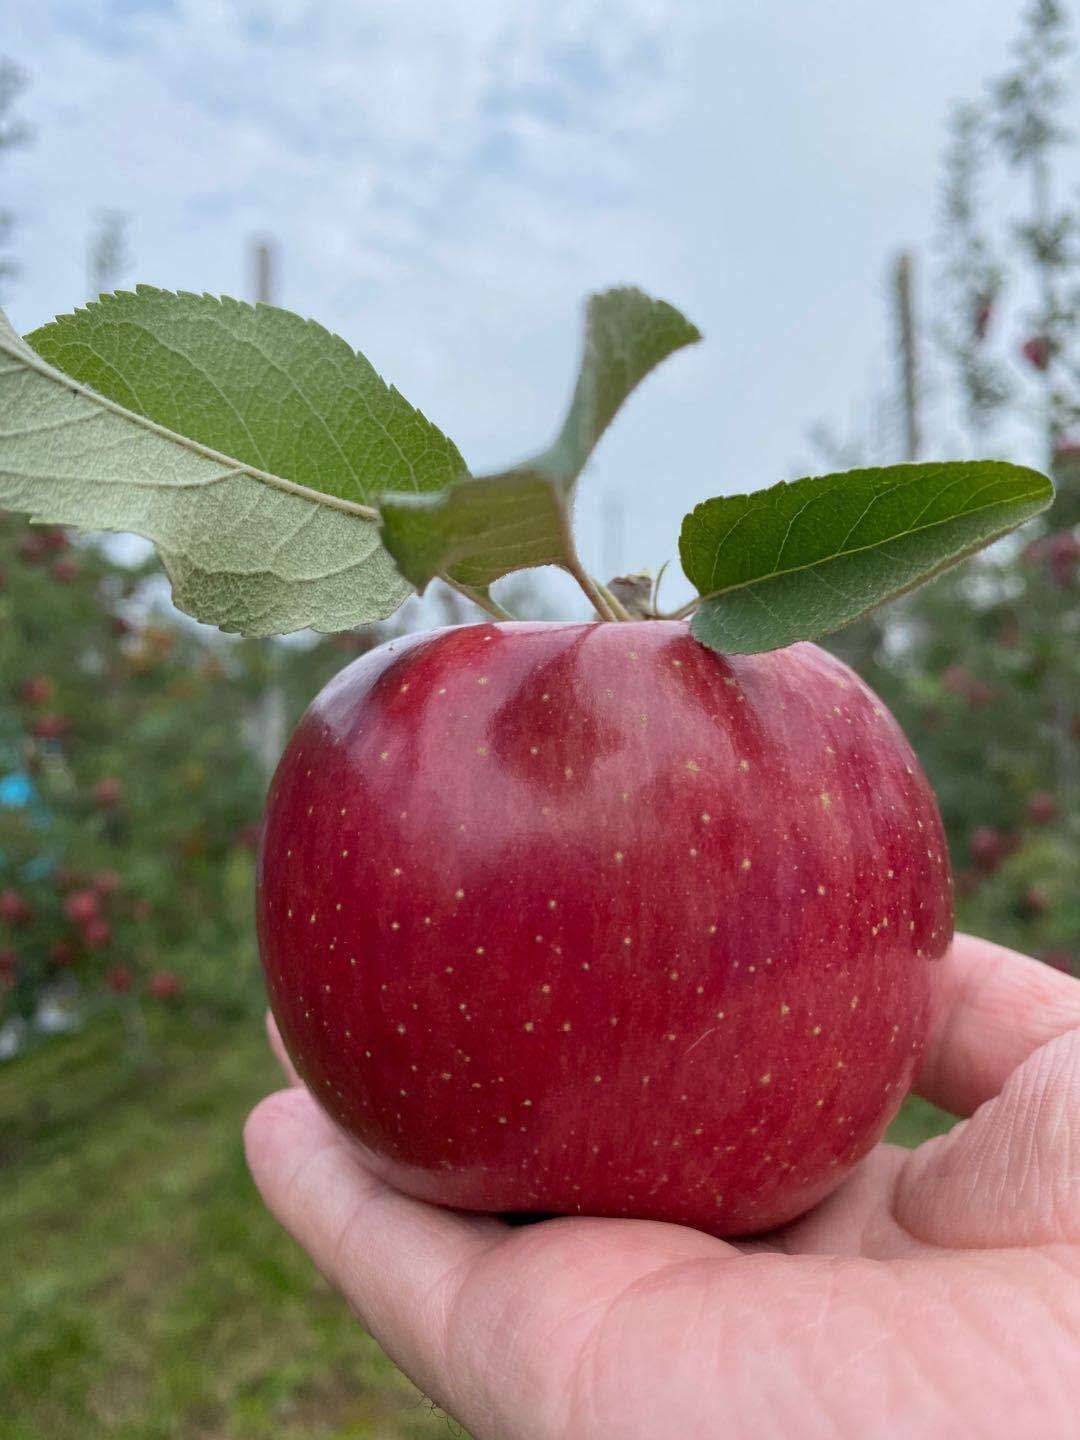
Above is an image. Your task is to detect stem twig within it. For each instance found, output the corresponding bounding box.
[565,559,617,621]
[661,595,701,622]
[439,575,514,622]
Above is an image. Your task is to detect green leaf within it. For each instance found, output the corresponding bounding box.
[0,289,468,635]
[681,460,1054,655]
[380,286,701,591]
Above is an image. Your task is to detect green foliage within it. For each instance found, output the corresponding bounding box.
[380,286,700,593]
[1,294,467,634]
[680,460,1052,655]
[0,505,385,1041]
[823,1,1080,975]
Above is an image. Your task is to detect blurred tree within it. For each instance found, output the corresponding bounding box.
[823,0,1080,974]
[0,507,404,1058]
[0,57,31,302]
[87,208,131,298]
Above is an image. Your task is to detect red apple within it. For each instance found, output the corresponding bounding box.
[1021,334,1053,371]
[19,675,55,706]
[51,556,80,584]
[1027,790,1058,825]
[148,970,182,1000]
[969,825,1004,873]
[31,713,68,741]
[92,869,122,897]
[83,918,112,950]
[104,963,130,991]
[51,939,78,967]
[0,947,16,978]
[258,623,953,1237]
[0,889,32,926]
[64,888,101,925]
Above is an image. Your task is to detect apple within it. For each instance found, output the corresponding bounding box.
[1027,790,1058,825]
[64,888,101,925]
[258,622,953,1237]
[104,963,131,992]
[51,556,80,583]
[92,869,122,896]
[31,713,68,741]
[969,825,1005,873]
[1021,334,1053,371]
[83,918,112,950]
[50,939,77,967]
[0,889,32,926]
[19,675,55,706]
[148,970,182,1000]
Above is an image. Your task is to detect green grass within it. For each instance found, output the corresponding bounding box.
[0,1009,456,1440]
[0,1007,955,1440]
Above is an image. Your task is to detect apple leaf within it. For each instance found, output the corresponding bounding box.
[0,289,468,635]
[380,287,701,590]
[681,460,1054,655]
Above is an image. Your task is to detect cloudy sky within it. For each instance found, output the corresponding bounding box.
[3,0,1075,614]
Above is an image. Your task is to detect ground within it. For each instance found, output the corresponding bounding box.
[0,1007,953,1440]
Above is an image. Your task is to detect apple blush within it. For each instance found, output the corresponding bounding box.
[257,621,952,1236]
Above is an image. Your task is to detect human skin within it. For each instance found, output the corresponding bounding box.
[245,934,1080,1439]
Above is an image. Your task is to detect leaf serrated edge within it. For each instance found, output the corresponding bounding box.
[680,462,1052,609]
[0,313,381,521]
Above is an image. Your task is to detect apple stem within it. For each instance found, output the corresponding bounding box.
[440,575,515,622]
[661,595,701,622]
[565,558,619,620]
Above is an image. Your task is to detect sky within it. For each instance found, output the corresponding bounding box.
[3,0,1076,617]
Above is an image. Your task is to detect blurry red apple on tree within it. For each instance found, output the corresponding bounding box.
[104,964,131,993]
[969,826,1006,873]
[51,556,80,583]
[19,674,54,706]
[1021,333,1053,370]
[0,888,32,925]
[63,888,101,925]
[1027,790,1058,825]
[82,918,112,950]
[148,970,183,1001]
[31,712,68,741]
[50,940,77,967]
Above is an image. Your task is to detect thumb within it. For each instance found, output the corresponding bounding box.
[893,1026,1080,1249]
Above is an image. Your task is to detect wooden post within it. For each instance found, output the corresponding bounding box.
[252,236,276,306]
[894,252,920,462]
[249,236,287,783]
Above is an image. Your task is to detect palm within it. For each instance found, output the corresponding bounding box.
[247,935,1080,1439]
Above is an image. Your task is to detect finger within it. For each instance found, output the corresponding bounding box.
[265,1011,303,1086]
[896,1026,1080,1248]
[915,932,1080,1116]
[244,1086,503,1418]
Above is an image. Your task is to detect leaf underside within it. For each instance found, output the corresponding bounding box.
[0,290,468,634]
[681,460,1054,654]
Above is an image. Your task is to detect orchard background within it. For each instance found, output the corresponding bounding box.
[1,4,1078,1438]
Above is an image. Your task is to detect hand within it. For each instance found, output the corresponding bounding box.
[245,934,1080,1439]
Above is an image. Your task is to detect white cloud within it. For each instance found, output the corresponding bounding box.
[3,0,1074,614]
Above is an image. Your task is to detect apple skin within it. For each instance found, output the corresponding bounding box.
[257,622,953,1236]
